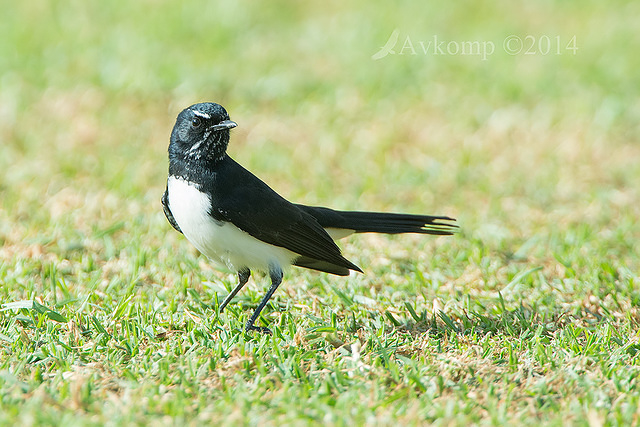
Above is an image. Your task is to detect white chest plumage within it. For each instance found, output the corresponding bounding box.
[166,176,297,272]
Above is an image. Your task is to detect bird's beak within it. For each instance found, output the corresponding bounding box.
[210,120,238,131]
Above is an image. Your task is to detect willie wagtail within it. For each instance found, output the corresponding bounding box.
[162,102,457,333]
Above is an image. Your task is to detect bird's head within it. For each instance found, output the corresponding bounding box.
[169,102,237,163]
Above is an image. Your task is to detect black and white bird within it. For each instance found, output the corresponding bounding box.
[162,102,457,333]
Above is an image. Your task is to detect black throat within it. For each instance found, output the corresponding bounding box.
[168,135,230,184]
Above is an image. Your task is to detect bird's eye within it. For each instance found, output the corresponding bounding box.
[191,117,203,128]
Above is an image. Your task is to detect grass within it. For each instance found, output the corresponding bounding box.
[1,0,639,425]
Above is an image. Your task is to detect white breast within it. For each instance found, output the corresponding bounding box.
[166,176,297,272]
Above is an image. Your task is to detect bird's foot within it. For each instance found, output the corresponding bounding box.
[244,320,272,335]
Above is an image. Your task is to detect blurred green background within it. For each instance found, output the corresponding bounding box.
[1,0,639,424]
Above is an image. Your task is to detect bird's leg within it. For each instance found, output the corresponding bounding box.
[219,268,251,312]
[245,264,283,334]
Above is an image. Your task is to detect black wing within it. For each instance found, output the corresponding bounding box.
[208,157,362,274]
[162,186,183,234]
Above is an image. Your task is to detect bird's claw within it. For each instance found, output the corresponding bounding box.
[245,322,272,335]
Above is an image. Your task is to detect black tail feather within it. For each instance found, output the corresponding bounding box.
[297,205,458,236]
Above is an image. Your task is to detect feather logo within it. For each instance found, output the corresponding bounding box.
[371,29,400,60]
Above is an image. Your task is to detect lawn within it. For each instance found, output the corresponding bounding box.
[1,0,639,425]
